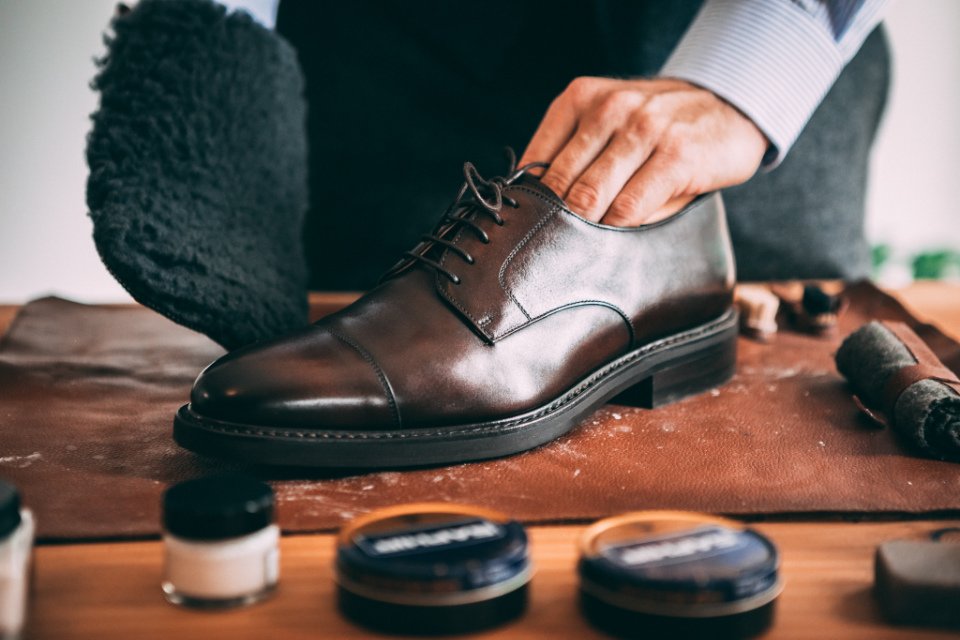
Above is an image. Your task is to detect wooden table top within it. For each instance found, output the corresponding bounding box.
[4,282,960,640]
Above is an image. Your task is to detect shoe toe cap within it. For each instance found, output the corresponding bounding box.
[190,327,399,430]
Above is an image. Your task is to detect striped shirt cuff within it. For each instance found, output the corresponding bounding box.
[659,0,846,168]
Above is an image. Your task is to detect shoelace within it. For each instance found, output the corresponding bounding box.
[392,148,549,285]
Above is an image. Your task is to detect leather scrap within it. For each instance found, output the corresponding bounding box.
[880,321,960,418]
[2,283,960,542]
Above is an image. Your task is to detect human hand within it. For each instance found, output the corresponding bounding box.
[519,77,767,226]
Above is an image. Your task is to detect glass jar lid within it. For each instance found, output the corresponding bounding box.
[163,474,275,541]
[0,479,22,539]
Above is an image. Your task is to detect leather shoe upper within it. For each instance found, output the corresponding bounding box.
[190,162,735,430]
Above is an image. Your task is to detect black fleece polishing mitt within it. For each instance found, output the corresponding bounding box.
[836,321,960,461]
[87,0,309,350]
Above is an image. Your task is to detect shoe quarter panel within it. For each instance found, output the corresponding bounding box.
[501,192,734,345]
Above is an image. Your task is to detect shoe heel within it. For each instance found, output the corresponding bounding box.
[613,330,737,409]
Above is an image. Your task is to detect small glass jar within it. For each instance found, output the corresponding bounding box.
[161,474,279,609]
[336,503,532,635]
[0,479,34,640]
[578,511,782,639]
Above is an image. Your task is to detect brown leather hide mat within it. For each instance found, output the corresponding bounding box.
[2,282,959,542]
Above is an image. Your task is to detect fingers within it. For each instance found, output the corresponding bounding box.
[538,120,614,199]
[518,97,576,176]
[520,76,613,176]
[637,194,697,225]
[563,128,656,222]
[522,77,767,228]
[540,90,646,199]
[600,150,686,227]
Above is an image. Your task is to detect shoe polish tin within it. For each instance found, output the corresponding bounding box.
[578,511,782,639]
[335,503,531,634]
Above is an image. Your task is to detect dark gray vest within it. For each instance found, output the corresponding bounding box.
[277,0,889,289]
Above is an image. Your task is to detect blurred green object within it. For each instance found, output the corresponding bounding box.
[912,250,960,280]
[871,244,891,272]
[870,244,960,282]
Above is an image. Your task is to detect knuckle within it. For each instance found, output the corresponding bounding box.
[644,92,668,115]
[625,111,650,135]
[572,126,605,150]
[659,128,692,164]
[596,90,637,118]
[566,180,603,213]
[542,169,572,194]
[665,120,694,143]
[635,108,669,135]
[623,115,653,145]
[565,76,598,100]
[658,142,683,165]
[607,194,643,222]
[545,94,565,116]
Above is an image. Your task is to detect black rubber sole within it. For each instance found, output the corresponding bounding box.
[173,310,738,468]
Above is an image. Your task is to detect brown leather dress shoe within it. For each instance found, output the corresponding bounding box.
[174,158,737,467]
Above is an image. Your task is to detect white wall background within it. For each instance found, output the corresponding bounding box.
[865,0,960,266]
[0,0,957,303]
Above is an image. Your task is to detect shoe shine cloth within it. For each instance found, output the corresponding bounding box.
[836,321,960,461]
[87,0,309,350]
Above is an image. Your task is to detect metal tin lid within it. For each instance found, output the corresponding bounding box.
[336,503,531,606]
[579,511,782,618]
[0,479,22,539]
[163,474,275,541]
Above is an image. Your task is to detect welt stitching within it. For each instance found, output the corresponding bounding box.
[200,311,733,441]
[328,329,402,429]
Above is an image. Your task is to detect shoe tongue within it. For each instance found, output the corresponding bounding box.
[511,172,568,209]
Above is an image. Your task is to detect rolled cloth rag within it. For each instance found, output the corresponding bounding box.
[836,321,960,461]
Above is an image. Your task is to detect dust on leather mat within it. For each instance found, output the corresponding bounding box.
[2,283,959,542]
